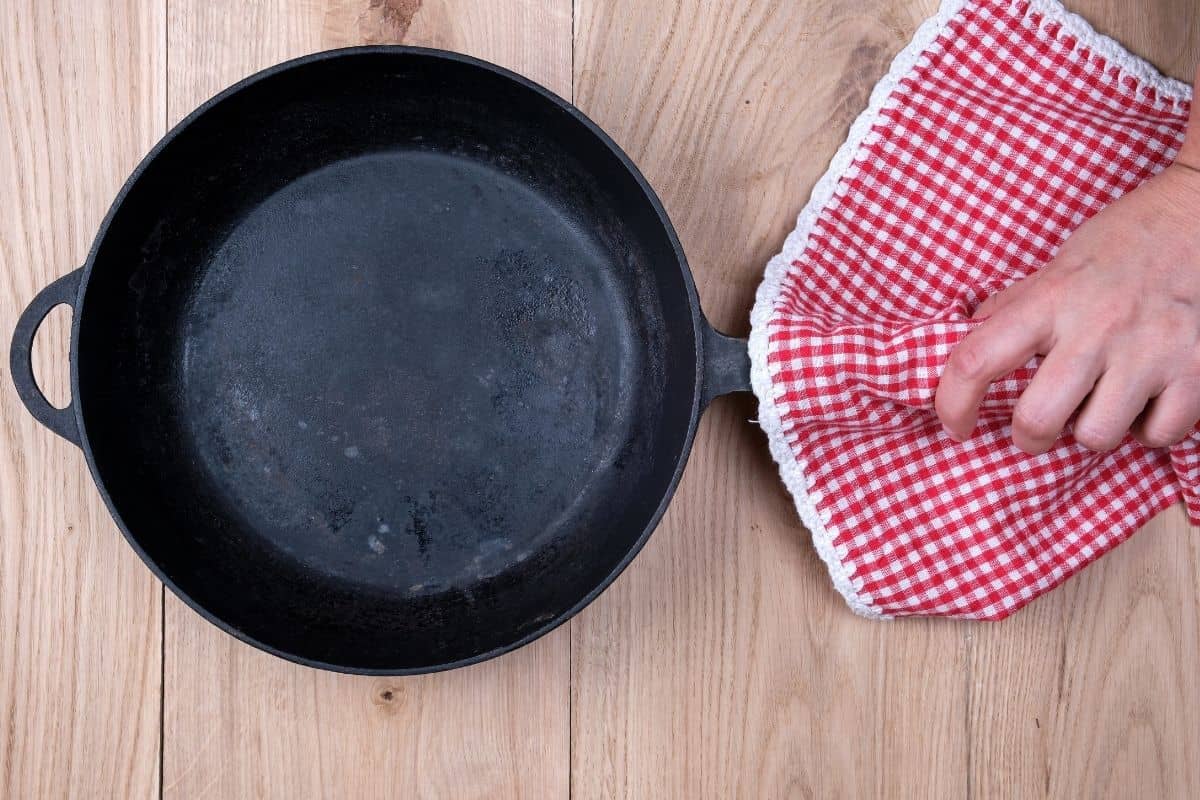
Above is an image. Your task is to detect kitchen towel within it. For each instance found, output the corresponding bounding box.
[750,0,1197,619]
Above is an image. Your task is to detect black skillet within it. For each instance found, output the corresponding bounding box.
[9,47,752,674]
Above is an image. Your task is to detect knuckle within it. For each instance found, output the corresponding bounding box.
[1012,403,1059,442]
[1142,320,1184,356]
[1073,421,1122,452]
[1053,252,1092,271]
[949,337,991,382]
[1092,305,1137,339]
[1035,269,1066,295]
[1043,255,1090,284]
[1140,423,1187,448]
[1161,305,1194,334]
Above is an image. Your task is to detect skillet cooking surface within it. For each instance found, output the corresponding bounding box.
[185,151,638,592]
[76,50,701,671]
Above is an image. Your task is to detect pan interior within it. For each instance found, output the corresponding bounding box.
[77,51,699,670]
[184,150,636,592]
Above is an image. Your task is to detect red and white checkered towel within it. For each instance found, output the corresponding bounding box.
[749,0,1197,619]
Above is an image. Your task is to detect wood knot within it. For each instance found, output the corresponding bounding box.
[372,683,405,712]
[358,0,423,44]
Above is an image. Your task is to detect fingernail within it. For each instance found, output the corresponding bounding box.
[943,424,966,442]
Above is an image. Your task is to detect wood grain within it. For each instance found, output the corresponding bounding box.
[161,1,572,798]
[0,1,164,798]
[570,1,969,796]
[965,5,1200,799]
[571,0,1199,798]
[4,1,1199,798]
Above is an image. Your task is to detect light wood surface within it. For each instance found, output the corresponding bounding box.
[0,1,164,798]
[2,1,1198,798]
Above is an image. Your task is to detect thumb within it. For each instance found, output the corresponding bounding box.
[970,278,1026,320]
[971,292,998,320]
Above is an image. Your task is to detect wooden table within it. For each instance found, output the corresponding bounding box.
[3,1,1198,797]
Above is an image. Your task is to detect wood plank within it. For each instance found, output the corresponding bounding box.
[0,1,165,798]
[570,1,971,797]
[968,8,1200,800]
[10,0,1191,797]
[969,507,1200,800]
[161,1,572,798]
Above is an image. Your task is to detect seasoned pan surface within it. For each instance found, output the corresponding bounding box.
[51,49,716,672]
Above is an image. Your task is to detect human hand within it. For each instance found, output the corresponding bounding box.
[935,151,1200,455]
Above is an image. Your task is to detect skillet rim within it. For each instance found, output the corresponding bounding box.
[69,45,706,675]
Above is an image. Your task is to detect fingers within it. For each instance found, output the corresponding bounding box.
[935,307,1053,441]
[970,289,1004,320]
[1009,346,1103,454]
[1133,380,1200,448]
[1072,370,1159,452]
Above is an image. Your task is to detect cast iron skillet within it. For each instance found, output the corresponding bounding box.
[9,47,752,674]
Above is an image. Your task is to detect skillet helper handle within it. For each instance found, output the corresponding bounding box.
[701,321,751,406]
[9,268,83,446]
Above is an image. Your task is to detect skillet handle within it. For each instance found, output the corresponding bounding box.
[700,321,751,406]
[9,268,83,446]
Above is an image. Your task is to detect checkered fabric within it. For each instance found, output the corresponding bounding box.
[749,0,1197,619]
